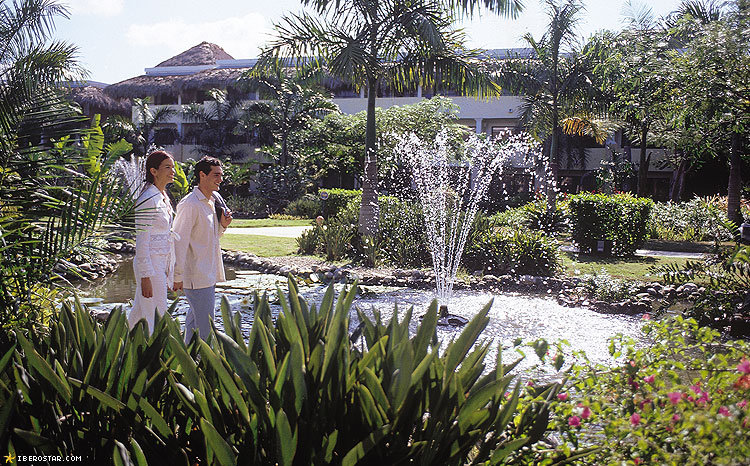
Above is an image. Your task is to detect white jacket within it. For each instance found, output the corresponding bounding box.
[172,187,226,289]
[134,184,175,281]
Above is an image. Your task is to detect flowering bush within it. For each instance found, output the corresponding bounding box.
[551,317,750,465]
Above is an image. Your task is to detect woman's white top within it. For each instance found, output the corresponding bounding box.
[134,184,176,281]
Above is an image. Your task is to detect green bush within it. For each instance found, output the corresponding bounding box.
[487,196,569,234]
[284,195,321,218]
[649,196,735,242]
[256,165,309,213]
[465,220,561,276]
[302,195,431,268]
[568,193,653,256]
[376,197,430,267]
[225,194,269,218]
[0,279,582,464]
[321,188,361,218]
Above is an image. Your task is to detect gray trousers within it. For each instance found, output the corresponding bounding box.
[183,286,215,343]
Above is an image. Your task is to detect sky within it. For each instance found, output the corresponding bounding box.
[54,0,685,85]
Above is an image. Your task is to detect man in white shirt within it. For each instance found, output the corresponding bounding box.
[172,156,232,342]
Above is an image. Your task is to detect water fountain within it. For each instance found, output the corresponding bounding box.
[111,155,146,200]
[395,130,540,321]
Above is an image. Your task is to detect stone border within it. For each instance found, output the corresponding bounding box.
[220,250,703,317]
[94,244,701,318]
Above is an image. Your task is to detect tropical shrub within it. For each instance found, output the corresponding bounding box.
[376,197,429,267]
[555,316,750,465]
[0,278,582,465]
[653,245,750,334]
[491,196,570,233]
[465,221,561,276]
[225,194,268,218]
[568,193,653,256]
[256,165,309,213]
[648,196,736,242]
[321,188,361,218]
[284,195,321,218]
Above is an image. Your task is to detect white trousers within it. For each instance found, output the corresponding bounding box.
[129,253,170,334]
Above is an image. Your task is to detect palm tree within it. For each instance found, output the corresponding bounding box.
[104,97,176,156]
[254,0,521,235]
[182,88,249,160]
[497,0,599,210]
[238,73,338,167]
[0,0,132,326]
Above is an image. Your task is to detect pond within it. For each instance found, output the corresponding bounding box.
[79,257,648,377]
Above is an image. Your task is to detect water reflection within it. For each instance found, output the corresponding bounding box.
[80,258,647,377]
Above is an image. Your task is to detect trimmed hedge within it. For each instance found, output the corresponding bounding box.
[568,193,653,257]
[465,220,561,276]
[320,188,361,218]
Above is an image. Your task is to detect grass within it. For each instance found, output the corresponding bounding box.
[221,234,299,257]
[230,218,312,228]
[561,251,692,281]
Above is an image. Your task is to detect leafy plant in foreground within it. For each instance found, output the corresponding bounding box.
[0,277,592,464]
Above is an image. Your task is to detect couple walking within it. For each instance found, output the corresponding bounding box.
[128,151,232,341]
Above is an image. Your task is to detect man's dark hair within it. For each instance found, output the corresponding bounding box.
[193,156,221,185]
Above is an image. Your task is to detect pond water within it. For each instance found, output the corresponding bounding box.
[79,258,647,378]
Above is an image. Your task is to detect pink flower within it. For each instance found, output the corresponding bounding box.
[557,393,568,401]
[668,392,682,405]
[738,359,750,374]
[672,414,680,422]
[634,458,642,465]
[719,406,731,417]
[642,313,651,320]
[526,380,534,387]
[644,375,655,384]
[630,413,641,426]
[581,405,592,419]
[568,415,581,427]
[738,400,748,409]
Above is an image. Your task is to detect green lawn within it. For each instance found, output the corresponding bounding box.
[561,251,691,281]
[221,234,299,257]
[229,218,313,228]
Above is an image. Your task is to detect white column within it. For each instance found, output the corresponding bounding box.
[360,87,365,98]
[255,90,260,100]
[475,118,483,134]
[417,85,422,98]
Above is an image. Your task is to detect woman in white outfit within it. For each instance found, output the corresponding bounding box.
[128,150,177,333]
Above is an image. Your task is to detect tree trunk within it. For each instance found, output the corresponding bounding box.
[359,78,379,236]
[281,135,288,167]
[727,131,743,225]
[546,116,559,213]
[637,122,650,197]
[670,157,688,202]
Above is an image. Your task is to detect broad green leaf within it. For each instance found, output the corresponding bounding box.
[129,438,148,466]
[68,377,125,411]
[275,409,296,466]
[201,418,236,465]
[444,302,491,376]
[199,340,250,424]
[341,424,390,466]
[16,333,71,403]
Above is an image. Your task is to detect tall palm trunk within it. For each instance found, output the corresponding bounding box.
[546,97,559,213]
[359,77,379,236]
[727,131,743,225]
[637,122,649,196]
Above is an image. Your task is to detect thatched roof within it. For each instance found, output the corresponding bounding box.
[104,74,184,98]
[68,85,131,115]
[179,67,250,91]
[157,42,234,67]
